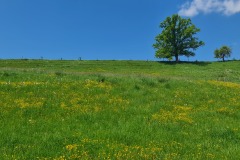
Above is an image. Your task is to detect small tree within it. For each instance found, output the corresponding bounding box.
[214,46,232,62]
[153,14,204,62]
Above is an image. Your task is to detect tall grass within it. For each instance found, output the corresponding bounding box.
[0,60,240,159]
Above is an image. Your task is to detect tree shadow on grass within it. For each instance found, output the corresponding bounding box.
[157,61,211,66]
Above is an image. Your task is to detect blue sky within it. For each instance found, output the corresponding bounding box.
[0,0,239,61]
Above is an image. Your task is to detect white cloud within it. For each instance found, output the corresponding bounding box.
[179,0,240,17]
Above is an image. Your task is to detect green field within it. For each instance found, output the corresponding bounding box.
[1,59,240,159]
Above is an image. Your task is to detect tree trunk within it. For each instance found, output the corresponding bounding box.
[222,56,225,62]
[175,54,179,62]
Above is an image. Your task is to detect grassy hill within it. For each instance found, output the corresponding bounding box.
[0,59,240,159]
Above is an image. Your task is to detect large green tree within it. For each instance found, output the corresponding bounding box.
[153,14,204,62]
[214,45,232,62]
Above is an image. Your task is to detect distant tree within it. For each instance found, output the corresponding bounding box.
[153,14,204,62]
[214,46,232,62]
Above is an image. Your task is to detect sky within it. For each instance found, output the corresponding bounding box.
[0,0,240,61]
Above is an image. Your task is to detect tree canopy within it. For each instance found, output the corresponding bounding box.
[214,45,232,62]
[153,14,204,62]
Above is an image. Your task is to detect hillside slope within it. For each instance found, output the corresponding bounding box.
[0,60,240,159]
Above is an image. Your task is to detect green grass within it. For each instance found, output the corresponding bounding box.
[0,59,240,159]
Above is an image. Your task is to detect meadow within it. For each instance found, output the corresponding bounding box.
[0,59,240,159]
